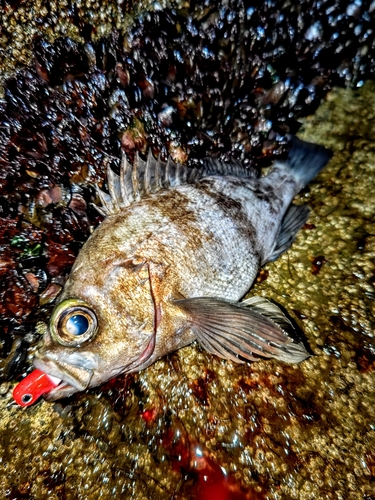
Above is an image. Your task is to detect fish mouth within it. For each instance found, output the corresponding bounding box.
[32,327,157,401]
[33,355,94,401]
[33,351,145,401]
[43,381,79,401]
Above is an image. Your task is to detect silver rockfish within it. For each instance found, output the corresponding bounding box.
[33,136,332,400]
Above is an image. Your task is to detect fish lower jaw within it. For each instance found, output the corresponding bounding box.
[43,381,78,401]
[33,357,85,400]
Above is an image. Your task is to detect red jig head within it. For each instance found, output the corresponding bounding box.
[13,369,61,407]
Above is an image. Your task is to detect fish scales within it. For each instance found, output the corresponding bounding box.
[65,179,276,309]
[19,136,332,402]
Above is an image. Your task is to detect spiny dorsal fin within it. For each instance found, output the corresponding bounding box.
[94,151,257,217]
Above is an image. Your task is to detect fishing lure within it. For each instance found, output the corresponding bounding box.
[13,369,61,407]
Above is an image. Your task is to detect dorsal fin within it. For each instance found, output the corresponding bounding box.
[94,151,257,217]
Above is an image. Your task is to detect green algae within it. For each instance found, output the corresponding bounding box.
[0,84,374,499]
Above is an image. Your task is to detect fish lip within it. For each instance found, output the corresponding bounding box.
[42,382,79,401]
[33,354,94,398]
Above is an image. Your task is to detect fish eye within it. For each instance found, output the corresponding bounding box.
[50,299,98,347]
[66,314,89,336]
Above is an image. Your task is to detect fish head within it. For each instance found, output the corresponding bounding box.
[34,254,159,401]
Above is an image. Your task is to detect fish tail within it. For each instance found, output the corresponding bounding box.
[281,135,333,189]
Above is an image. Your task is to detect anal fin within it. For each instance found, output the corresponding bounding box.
[174,297,309,364]
[267,204,310,263]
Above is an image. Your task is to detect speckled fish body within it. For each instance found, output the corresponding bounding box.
[33,137,332,401]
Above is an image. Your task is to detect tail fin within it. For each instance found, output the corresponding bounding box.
[281,136,333,189]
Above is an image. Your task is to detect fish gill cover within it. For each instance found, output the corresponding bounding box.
[0,0,374,378]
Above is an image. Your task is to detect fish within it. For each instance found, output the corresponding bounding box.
[20,136,332,402]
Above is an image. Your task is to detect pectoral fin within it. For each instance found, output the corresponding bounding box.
[174,297,309,364]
